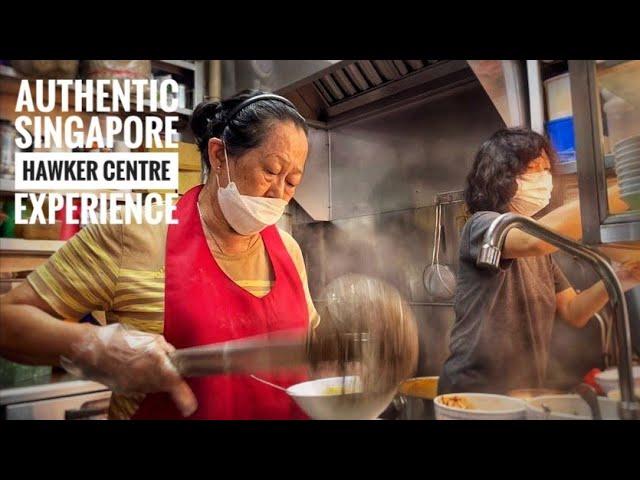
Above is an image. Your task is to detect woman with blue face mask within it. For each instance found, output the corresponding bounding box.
[0,90,320,419]
[439,128,640,395]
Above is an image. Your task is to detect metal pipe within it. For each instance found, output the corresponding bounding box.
[526,60,545,134]
[208,60,221,101]
[476,212,639,420]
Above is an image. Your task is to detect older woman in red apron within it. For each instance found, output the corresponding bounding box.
[132,93,311,419]
[0,91,315,419]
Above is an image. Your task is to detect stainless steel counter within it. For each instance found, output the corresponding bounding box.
[1,371,110,419]
[0,372,108,405]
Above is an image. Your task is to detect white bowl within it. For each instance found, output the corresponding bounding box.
[614,135,640,152]
[615,152,640,164]
[615,135,640,148]
[617,175,640,185]
[616,169,640,181]
[618,180,640,191]
[620,182,640,193]
[620,188,640,198]
[618,174,640,184]
[615,167,640,179]
[526,394,621,420]
[595,366,640,394]
[616,162,640,175]
[615,145,640,156]
[286,376,396,420]
[615,145,640,159]
[614,149,640,164]
[614,153,640,169]
[433,393,526,420]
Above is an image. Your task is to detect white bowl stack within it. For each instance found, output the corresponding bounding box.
[614,135,640,209]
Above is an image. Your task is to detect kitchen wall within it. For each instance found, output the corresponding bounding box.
[291,81,505,376]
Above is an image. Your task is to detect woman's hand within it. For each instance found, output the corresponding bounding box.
[613,260,640,292]
[61,324,197,417]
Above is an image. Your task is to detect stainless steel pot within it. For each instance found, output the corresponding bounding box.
[381,376,439,420]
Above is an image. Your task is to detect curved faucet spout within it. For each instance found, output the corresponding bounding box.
[477,213,639,420]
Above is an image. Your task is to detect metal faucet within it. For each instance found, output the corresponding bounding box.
[476,212,640,420]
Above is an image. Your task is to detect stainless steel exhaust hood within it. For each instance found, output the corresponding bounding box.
[276,60,476,125]
[226,60,527,128]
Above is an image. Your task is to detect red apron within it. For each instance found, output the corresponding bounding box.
[131,185,309,420]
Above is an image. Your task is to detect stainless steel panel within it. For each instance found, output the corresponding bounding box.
[292,127,331,221]
[293,204,465,301]
[328,82,505,219]
[0,378,108,405]
[293,203,465,376]
[527,60,545,134]
[5,391,111,420]
[467,60,529,128]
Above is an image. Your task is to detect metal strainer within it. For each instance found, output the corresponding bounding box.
[423,202,456,300]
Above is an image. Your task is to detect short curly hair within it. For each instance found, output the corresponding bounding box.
[464,128,558,214]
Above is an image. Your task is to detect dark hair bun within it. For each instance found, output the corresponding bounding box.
[190,100,222,146]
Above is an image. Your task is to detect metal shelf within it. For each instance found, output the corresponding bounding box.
[0,238,65,254]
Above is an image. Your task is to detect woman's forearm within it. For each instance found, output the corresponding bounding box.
[504,185,628,259]
[504,198,582,258]
[563,281,609,328]
[0,303,90,366]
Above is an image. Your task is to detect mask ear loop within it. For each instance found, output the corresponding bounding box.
[215,139,233,189]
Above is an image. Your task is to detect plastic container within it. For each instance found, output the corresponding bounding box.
[546,116,575,163]
[544,73,572,120]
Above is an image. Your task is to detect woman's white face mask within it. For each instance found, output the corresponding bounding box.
[216,142,287,236]
[509,171,553,217]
